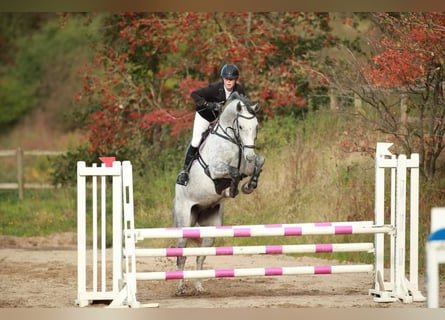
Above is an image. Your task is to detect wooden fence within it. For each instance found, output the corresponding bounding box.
[0,148,65,200]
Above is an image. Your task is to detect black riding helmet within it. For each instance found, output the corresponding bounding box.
[220,64,239,80]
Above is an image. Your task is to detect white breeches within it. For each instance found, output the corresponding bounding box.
[191,112,211,147]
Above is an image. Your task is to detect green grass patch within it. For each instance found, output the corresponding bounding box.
[0,188,76,236]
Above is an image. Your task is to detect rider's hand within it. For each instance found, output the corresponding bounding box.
[206,101,222,112]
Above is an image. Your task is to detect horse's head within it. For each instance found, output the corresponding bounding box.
[221,93,260,162]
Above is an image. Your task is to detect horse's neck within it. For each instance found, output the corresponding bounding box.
[218,104,236,128]
[200,128,238,165]
[202,106,238,149]
[214,111,236,139]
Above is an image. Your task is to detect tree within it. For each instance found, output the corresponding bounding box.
[0,13,53,127]
[73,12,340,166]
[331,13,445,182]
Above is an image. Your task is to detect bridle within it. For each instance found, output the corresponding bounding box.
[197,99,257,177]
[212,101,257,153]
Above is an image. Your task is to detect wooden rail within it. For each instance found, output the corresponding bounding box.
[0,148,65,199]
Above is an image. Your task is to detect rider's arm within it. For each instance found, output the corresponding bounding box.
[191,83,221,112]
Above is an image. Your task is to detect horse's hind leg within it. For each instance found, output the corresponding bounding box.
[194,236,215,293]
[193,204,223,293]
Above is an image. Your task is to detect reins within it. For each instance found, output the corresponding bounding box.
[197,97,257,179]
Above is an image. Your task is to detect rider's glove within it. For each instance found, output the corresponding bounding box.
[205,101,222,112]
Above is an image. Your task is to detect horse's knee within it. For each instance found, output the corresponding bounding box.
[177,256,187,270]
[196,255,206,270]
[255,154,265,167]
[228,166,240,179]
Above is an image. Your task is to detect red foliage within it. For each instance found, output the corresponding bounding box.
[75,12,337,153]
[363,13,445,89]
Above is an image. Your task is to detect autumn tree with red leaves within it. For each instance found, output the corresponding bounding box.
[72,12,340,170]
[332,13,445,181]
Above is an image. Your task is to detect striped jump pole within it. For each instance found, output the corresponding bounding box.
[133,242,375,257]
[135,264,374,281]
[133,223,393,240]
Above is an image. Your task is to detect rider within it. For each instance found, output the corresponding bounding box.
[176,63,247,186]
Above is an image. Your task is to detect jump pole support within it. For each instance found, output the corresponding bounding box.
[368,143,424,303]
[426,207,445,308]
[75,161,124,307]
[76,142,425,307]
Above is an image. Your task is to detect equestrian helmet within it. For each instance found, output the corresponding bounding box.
[220,64,239,80]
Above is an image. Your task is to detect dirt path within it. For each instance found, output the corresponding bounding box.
[0,233,442,308]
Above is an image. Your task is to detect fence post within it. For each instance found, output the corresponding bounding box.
[400,93,408,130]
[329,88,338,111]
[354,93,362,111]
[16,147,24,200]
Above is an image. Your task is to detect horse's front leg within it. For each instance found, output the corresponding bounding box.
[228,166,241,198]
[242,154,265,194]
[211,163,241,198]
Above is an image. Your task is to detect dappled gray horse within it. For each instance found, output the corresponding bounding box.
[172,92,265,294]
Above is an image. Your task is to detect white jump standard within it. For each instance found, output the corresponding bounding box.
[75,142,425,307]
[426,207,445,308]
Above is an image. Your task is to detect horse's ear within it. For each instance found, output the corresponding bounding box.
[237,101,242,112]
[252,103,261,113]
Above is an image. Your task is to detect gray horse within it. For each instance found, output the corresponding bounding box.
[172,92,265,294]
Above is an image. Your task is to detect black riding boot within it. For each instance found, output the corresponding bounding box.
[176,145,198,186]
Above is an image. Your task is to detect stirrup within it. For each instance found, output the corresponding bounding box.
[176,171,189,186]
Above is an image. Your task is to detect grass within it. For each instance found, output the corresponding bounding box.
[0,188,76,236]
[0,111,441,275]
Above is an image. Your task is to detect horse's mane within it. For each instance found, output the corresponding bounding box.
[225,91,256,115]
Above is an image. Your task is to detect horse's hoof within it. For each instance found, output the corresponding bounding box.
[175,288,186,296]
[241,183,254,194]
[194,283,207,294]
[175,283,187,296]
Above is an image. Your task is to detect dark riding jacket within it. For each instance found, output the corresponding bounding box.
[191,81,246,122]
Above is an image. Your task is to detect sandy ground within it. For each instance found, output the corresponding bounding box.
[0,232,443,308]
